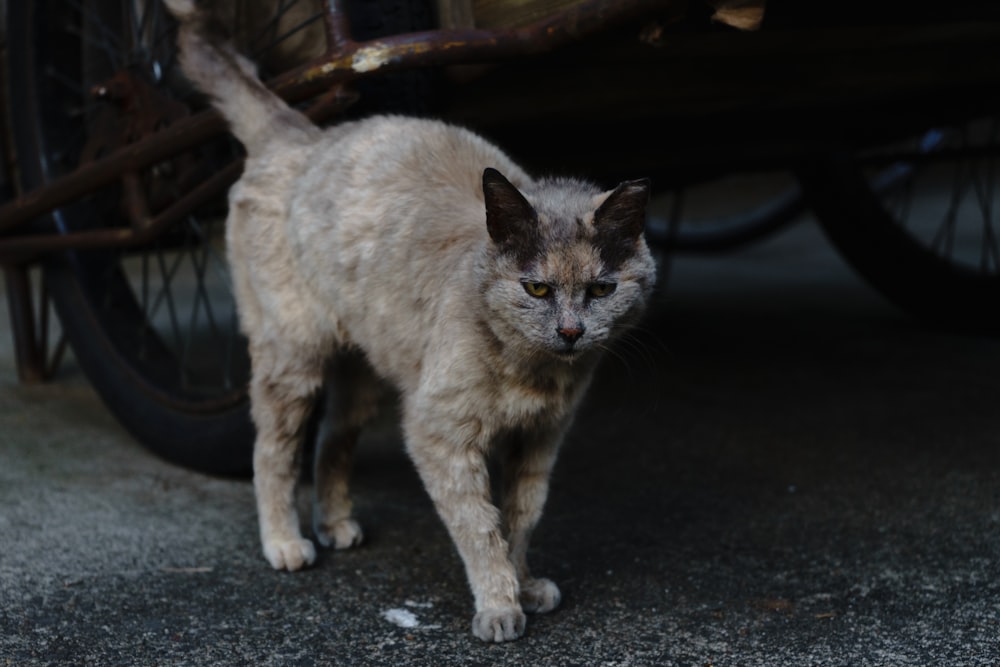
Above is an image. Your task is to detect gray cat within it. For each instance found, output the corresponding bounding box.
[166,0,656,642]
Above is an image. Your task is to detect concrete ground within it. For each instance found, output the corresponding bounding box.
[2,215,999,666]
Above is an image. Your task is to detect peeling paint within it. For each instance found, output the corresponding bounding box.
[352,44,393,73]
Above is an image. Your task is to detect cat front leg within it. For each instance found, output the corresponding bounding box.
[250,343,324,571]
[403,413,525,642]
[502,424,566,614]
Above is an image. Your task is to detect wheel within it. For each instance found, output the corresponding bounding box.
[5,0,434,475]
[646,171,805,253]
[798,118,1000,334]
[7,0,254,474]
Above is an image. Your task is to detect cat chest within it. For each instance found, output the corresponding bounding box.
[489,372,576,426]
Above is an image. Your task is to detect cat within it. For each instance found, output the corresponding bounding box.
[165,0,656,642]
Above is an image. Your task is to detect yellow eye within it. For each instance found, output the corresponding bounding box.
[588,282,617,298]
[523,282,551,298]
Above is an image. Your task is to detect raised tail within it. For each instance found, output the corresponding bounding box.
[162,0,316,155]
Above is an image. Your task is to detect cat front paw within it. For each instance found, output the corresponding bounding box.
[471,607,526,642]
[519,577,561,614]
[314,517,364,550]
[263,537,316,571]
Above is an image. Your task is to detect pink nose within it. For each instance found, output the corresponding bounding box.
[557,326,584,343]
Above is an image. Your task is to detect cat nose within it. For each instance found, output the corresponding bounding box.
[557,326,584,344]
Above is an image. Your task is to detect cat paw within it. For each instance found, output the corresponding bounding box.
[263,537,316,571]
[471,607,526,643]
[519,578,561,614]
[314,517,364,550]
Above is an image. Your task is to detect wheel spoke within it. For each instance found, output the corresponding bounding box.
[186,218,224,346]
[134,0,154,47]
[122,0,140,52]
[151,244,187,354]
[138,247,151,357]
[251,11,326,60]
[68,0,124,52]
[896,170,914,228]
[975,152,999,274]
[64,23,121,70]
[249,0,310,49]
[44,65,91,97]
[931,152,967,260]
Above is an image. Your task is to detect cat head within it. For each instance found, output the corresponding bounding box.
[481,168,656,362]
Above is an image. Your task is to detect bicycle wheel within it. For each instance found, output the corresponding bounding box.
[7,0,256,474]
[798,118,1000,334]
[646,171,805,253]
[6,0,434,474]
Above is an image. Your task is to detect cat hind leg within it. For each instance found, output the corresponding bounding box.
[250,342,326,571]
[312,351,380,550]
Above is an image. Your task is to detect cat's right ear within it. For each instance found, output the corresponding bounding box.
[483,168,540,263]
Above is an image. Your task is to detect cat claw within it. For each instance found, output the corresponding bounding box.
[263,537,316,571]
[520,578,561,614]
[314,517,364,550]
[471,607,526,642]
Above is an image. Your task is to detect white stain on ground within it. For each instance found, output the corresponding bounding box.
[382,608,420,629]
[381,601,441,630]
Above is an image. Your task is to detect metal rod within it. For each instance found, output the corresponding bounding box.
[322,0,353,51]
[2,265,45,383]
[0,110,227,235]
[0,83,357,263]
[122,172,153,231]
[0,158,245,262]
[0,0,666,240]
[273,0,662,97]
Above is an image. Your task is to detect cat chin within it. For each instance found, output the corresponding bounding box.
[547,347,586,363]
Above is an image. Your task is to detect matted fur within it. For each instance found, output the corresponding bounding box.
[165,0,656,643]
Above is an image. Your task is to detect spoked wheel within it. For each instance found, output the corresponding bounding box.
[6,0,434,474]
[7,0,256,474]
[7,0,432,474]
[798,118,1000,334]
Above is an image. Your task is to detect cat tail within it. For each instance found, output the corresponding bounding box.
[162,0,316,155]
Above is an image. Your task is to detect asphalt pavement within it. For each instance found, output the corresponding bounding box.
[2,216,1000,666]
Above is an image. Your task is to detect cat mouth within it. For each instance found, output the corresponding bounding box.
[551,347,584,361]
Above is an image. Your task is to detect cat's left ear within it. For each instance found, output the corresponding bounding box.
[483,167,540,263]
[592,178,650,267]
[593,178,650,238]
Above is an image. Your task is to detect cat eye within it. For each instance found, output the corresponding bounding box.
[523,282,551,298]
[588,282,617,298]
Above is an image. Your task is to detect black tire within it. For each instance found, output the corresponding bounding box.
[6,0,437,475]
[7,1,255,474]
[798,120,1000,334]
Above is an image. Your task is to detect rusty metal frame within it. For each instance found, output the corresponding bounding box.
[0,0,670,261]
[0,0,674,382]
